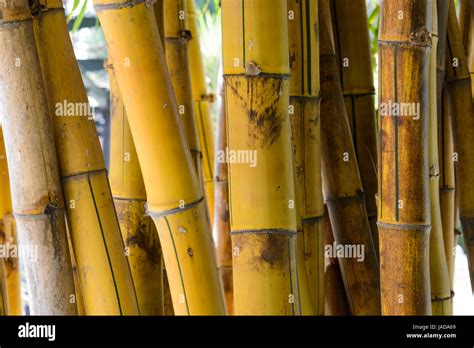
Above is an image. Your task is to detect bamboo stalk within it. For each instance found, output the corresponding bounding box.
[437,0,456,299]
[32,0,139,314]
[0,258,7,315]
[164,0,202,177]
[187,0,216,224]
[319,0,380,315]
[287,0,323,315]
[459,0,473,57]
[446,0,474,294]
[428,2,452,315]
[440,86,456,290]
[330,0,379,254]
[162,271,174,315]
[378,0,432,315]
[94,0,225,315]
[2,214,21,315]
[222,0,302,315]
[108,65,164,315]
[0,0,77,314]
[0,130,21,315]
[324,207,350,315]
[154,0,174,317]
[214,70,233,314]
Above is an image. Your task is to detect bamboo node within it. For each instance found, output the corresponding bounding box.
[245,61,261,76]
[431,290,455,302]
[43,202,61,216]
[28,0,46,16]
[409,27,432,47]
[179,29,192,42]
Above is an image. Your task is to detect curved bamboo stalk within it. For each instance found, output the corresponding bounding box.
[187,0,216,224]
[214,70,233,314]
[94,0,225,315]
[32,0,139,314]
[0,0,76,314]
[446,0,474,294]
[222,0,302,315]
[378,0,432,315]
[108,65,164,315]
[319,0,380,315]
[287,0,322,315]
[330,0,379,254]
[428,2,451,315]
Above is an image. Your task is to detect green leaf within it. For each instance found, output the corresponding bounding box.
[368,5,380,24]
[67,0,81,22]
[71,0,88,33]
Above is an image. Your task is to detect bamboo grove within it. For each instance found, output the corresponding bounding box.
[0,0,473,316]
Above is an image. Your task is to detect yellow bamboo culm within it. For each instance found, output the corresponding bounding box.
[287,0,323,315]
[222,0,303,315]
[164,0,202,177]
[378,0,432,315]
[330,0,379,254]
[319,0,380,315]
[445,0,474,294]
[187,0,216,224]
[94,0,225,315]
[0,0,77,314]
[154,0,174,317]
[428,2,451,315]
[214,74,234,314]
[108,65,164,315]
[32,0,139,314]
[0,130,21,315]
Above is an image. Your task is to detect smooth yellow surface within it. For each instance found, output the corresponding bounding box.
[222,0,290,75]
